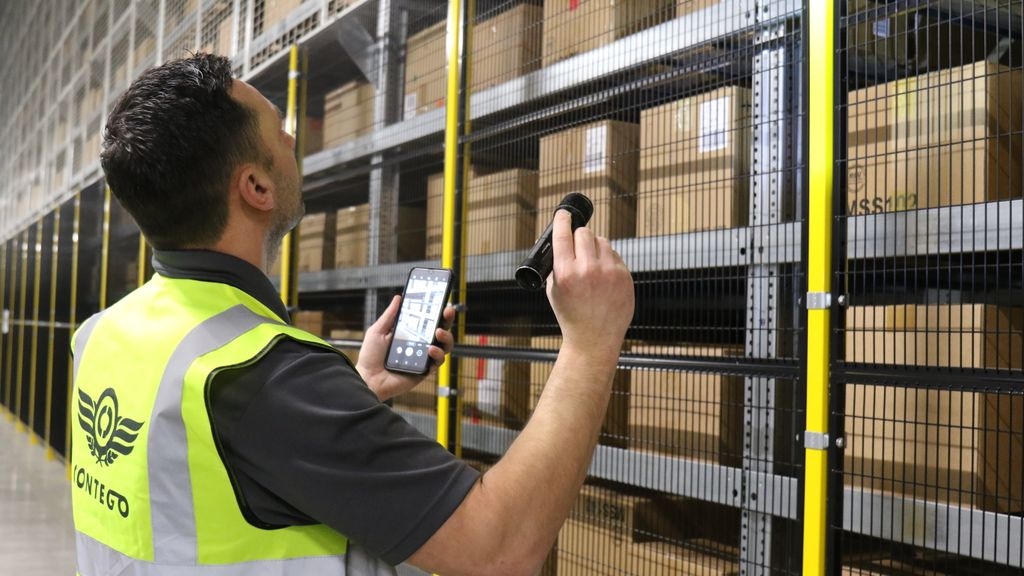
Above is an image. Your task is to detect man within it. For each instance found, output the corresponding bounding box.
[71,53,634,575]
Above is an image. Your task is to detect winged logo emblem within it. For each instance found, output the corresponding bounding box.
[78,388,145,467]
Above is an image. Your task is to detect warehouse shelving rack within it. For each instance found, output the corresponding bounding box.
[1,1,1023,574]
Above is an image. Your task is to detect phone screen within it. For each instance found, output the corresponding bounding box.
[385,267,453,374]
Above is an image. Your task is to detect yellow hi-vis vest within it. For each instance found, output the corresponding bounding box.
[70,274,379,575]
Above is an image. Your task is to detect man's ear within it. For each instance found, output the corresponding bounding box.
[232,163,275,213]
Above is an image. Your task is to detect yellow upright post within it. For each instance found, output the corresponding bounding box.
[803,2,835,575]
[437,0,473,454]
[66,194,82,469]
[279,44,305,309]
[44,208,61,458]
[100,187,112,310]
[27,220,44,442]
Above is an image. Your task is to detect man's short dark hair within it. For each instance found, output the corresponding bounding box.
[101,53,267,249]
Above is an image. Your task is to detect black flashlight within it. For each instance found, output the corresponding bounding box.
[515,193,594,290]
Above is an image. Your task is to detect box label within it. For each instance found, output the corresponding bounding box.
[873,18,891,38]
[477,359,504,416]
[583,125,607,174]
[698,97,730,152]
[675,101,691,134]
[404,93,418,119]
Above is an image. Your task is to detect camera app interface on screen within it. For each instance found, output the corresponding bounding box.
[388,270,449,371]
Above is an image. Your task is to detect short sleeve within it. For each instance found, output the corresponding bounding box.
[208,338,480,565]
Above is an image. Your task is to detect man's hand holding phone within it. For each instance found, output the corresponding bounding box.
[356,291,456,402]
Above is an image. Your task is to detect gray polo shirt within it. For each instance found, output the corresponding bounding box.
[152,249,479,566]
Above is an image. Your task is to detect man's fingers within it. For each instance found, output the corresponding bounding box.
[370,295,401,335]
[573,225,598,262]
[550,210,575,269]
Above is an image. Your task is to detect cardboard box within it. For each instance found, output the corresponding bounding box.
[323,81,376,148]
[209,14,235,57]
[424,166,508,258]
[132,36,156,70]
[677,0,721,18]
[845,304,1024,512]
[529,335,630,448]
[460,334,531,429]
[558,484,736,575]
[629,540,739,576]
[538,120,639,239]
[297,212,336,273]
[847,62,1022,215]
[629,344,744,462]
[262,0,304,31]
[292,310,337,337]
[846,1,1001,73]
[335,204,426,268]
[638,86,751,236]
[392,373,437,415]
[471,4,543,91]
[542,0,675,67]
[328,329,363,365]
[404,21,448,120]
[404,6,543,120]
[303,116,324,155]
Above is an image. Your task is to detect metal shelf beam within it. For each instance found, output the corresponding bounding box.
[295,198,1024,292]
[396,410,1024,568]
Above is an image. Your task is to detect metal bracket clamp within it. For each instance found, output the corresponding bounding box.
[437,387,458,398]
[804,431,830,450]
[806,292,832,310]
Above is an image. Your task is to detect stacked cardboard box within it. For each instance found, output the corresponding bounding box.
[302,117,324,155]
[529,335,630,448]
[425,169,539,258]
[638,86,751,237]
[558,484,740,575]
[292,310,342,338]
[132,36,156,71]
[404,5,543,120]
[471,4,543,91]
[845,304,1024,512]
[847,1,1001,73]
[297,212,336,273]
[847,62,1022,215]
[262,0,303,31]
[677,0,722,18]
[460,334,531,429]
[335,204,425,268]
[542,0,675,67]
[538,120,639,239]
[202,15,235,57]
[327,329,363,365]
[629,344,744,463]
[323,81,376,148]
[404,21,447,120]
[392,373,437,415]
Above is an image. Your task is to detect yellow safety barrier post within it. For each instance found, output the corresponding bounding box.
[280,44,306,309]
[803,1,835,575]
[4,237,18,421]
[437,0,474,455]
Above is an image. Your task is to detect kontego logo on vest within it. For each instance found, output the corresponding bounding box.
[74,387,145,519]
[78,387,144,466]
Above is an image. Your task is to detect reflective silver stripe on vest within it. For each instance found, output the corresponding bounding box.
[72,313,105,382]
[148,305,271,563]
[75,531,355,576]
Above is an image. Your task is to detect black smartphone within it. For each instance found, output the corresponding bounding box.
[385,267,454,374]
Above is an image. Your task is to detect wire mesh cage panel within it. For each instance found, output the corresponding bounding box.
[836,0,1024,573]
